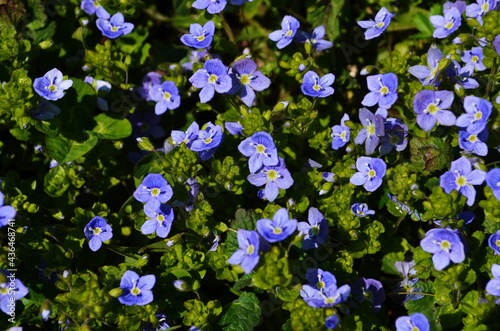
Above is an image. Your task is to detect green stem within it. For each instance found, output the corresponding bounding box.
[219,13,236,44]
[484,56,497,99]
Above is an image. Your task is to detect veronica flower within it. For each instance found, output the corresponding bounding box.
[296,25,333,51]
[238,131,279,173]
[351,277,385,313]
[351,203,375,217]
[268,15,300,49]
[485,168,500,201]
[141,204,174,238]
[297,207,329,250]
[331,113,351,150]
[0,271,28,315]
[192,0,226,14]
[180,21,215,49]
[458,128,488,156]
[412,90,456,131]
[0,192,16,228]
[301,71,335,98]
[33,68,73,101]
[118,270,155,306]
[430,7,461,39]
[350,157,387,192]
[149,81,181,115]
[408,44,444,86]
[247,157,294,202]
[96,13,134,39]
[136,72,162,101]
[84,216,113,251]
[354,108,385,155]
[456,96,492,134]
[170,122,199,148]
[488,230,500,254]
[494,35,500,56]
[228,58,271,107]
[421,228,465,271]
[462,46,486,72]
[189,59,231,103]
[361,73,398,109]
[231,0,252,5]
[225,121,243,135]
[440,156,486,206]
[466,0,496,25]
[395,313,430,331]
[190,122,222,152]
[256,208,297,243]
[81,0,110,18]
[325,315,340,329]
[227,230,262,274]
[300,281,351,308]
[379,118,408,155]
[182,49,211,71]
[129,111,166,139]
[486,264,500,301]
[84,76,111,111]
[357,7,395,40]
[133,173,173,212]
[444,0,467,14]
[445,60,479,89]
[32,100,61,120]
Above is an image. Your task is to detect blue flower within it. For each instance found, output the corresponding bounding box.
[247,157,294,202]
[141,204,174,238]
[129,110,166,139]
[0,271,28,315]
[430,7,461,39]
[462,46,486,72]
[351,277,385,313]
[256,208,297,243]
[301,71,335,98]
[494,35,500,56]
[412,90,456,131]
[297,207,329,250]
[149,81,181,115]
[408,44,444,86]
[300,279,350,308]
[357,7,395,40]
[486,264,500,300]
[420,228,465,271]
[0,192,16,228]
[133,173,173,212]
[486,168,500,201]
[170,122,200,148]
[444,1,466,15]
[192,0,226,14]
[189,59,232,103]
[488,230,500,254]
[296,25,333,51]
[189,122,223,158]
[395,313,430,331]
[331,113,350,150]
[32,99,61,120]
[84,216,113,251]
[361,73,398,109]
[180,21,215,49]
[456,96,492,134]
[225,121,243,135]
[268,15,300,49]
[33,68,73,101]
[238,131,279,173]
[379,118,408,155]
[393,277,424,304]
[458,128,488,156]
[118,270,156,306]
[325,315,340,329]
[445,59,479,89]
[137,72,162,101]
[354,108,385,155]
[96,13,134,39]
[466,0,496,25]
[228,58,271,107]
[81,0,110,18]
[351,203,375,217]
[440,156,486,206]
[227,230,262,274]
[350,157,387,192]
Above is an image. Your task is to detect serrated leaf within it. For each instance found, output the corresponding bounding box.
[219,292,261,331]
[44,165,70,197]
[46,131,98,163]
[92,113,132,139]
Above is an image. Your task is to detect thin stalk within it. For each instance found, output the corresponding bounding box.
[219,13,236,44]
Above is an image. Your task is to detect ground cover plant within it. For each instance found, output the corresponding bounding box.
[1,0,500,330]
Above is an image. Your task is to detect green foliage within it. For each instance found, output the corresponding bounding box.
[422,186,466,221]
[218,292,261,331]
[409,136,451,173]
[182,299,222,330]
[252,246,292,290]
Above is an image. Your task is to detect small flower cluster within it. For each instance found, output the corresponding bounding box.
[81,0,134,39]
[169,121,224,161]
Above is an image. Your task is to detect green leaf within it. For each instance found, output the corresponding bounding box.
[46,131,98,163]
[92,113,132,139]
[252,246,292,290]
[219,292,261,331]
[409,136,450,172]
[44,165,70,197]
[412,12,434,39]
